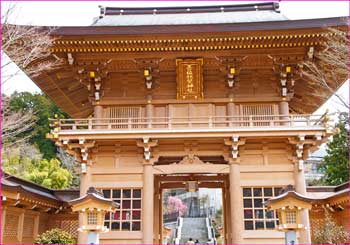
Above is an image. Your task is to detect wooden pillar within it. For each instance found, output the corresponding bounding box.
[294,164,311,244]
[33,215,39,240]
[94,105,103,118]
[78,165,91,244]
[223,182,231,244]
[94,105,103,129]
[146,95,154,129]
[227,102,235,127]
[153,179,161,244]
[279,101,289,125]
[227,103,235,116]
[1,206,6,244]
[17,210,25,243]
[229,162,244,243]
[142,163,154,243]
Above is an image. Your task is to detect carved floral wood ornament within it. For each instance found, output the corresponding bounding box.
[176,58,204,100]
[171,155,210,165]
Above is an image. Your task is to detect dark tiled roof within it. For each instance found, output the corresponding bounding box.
[2,173,79,202]
[306,182,350,193]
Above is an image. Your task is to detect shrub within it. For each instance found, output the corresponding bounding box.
[312,210,349,244]
[35,228,75,244]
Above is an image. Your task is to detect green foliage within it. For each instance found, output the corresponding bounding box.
[213,208,223,240]
[9,91,68,159]
[3,149,72,189]
[35,228,75,244]
[313,210,349,244]
[318,112,349,185]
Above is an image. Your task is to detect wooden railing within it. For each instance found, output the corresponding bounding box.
[50,114,331,132]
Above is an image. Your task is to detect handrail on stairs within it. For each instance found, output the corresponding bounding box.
[174,217,183,245]
[205,217,217,245]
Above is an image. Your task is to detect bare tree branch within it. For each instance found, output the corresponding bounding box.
[1,4,64,148]
[1,95,36,147]
[1,3,63,83]
[301,25,349,110]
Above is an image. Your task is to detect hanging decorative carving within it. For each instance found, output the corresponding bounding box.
[172,154,210,165]
[176,58,204,100]
[73,60,111,103]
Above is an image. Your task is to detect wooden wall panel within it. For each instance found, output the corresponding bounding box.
[154,105,168,128]
[241,172,294,186]
[119,156,142,167]
[241,154,264,165]
[102,58,281,102]
[38,213,49,235]
[268,154,291,165]
[96,156,115,168]
[92,174,143,188]
[169,104,189,128]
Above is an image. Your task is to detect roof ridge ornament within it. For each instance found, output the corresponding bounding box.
[86,186,103,197]
[102,2,280,16]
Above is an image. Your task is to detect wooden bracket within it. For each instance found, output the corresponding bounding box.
[224,135,246,160]
[136,137,158,162]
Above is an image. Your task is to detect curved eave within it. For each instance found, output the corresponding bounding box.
[266,191,316,206]
[266,188,350,207]
[35,72,93,118]
[2,182,62,207]
[69,193,119,208]
[14,16,348,117]
[52,17,347,36]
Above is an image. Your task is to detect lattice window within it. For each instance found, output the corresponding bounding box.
[104,106,145,129]
[243,187,282,230]
[49,220,61,230]
[285,210,297,224]
[4,213,19,238]
[23,216,35,237]
[240,104,276,126]
[102,188,142,231]
[61,220,79,238]
[87,212,98,225]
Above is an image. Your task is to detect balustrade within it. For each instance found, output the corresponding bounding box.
[51,113,331,132]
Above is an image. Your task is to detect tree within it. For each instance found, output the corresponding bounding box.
[312,209,349,244]
[9,91,68,159]
[1,94,35,147]
[2,145,72,189]
[302,26,349,110]
[1,3,63,157]
[166,196,188,216]
[318,112,349,185]
[56,147,80,188]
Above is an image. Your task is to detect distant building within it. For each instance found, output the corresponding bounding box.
[304,156,324,181]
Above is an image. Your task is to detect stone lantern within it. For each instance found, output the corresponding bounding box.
[265,188,313,245]
[69,187,119,244]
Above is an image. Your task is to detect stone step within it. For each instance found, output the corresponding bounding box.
[180,217,208,244]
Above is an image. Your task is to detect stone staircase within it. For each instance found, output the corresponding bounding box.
[179,217,208,244]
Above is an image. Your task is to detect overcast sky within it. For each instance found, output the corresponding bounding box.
[1,1,349,115]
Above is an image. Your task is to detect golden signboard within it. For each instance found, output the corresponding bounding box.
[176,58,203,100]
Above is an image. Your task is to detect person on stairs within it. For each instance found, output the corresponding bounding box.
[186,238,195,245]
